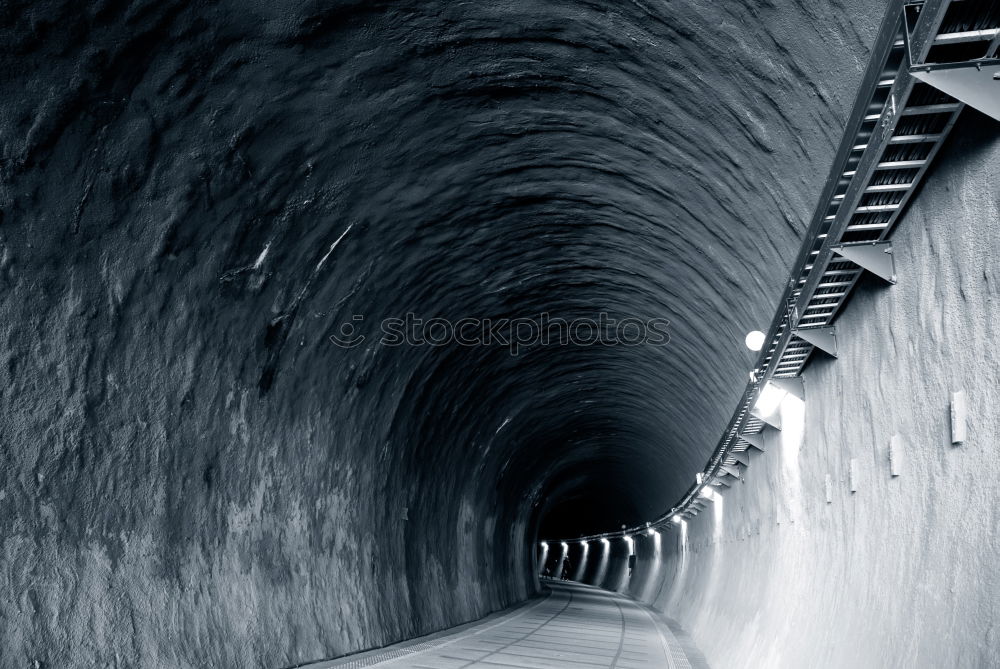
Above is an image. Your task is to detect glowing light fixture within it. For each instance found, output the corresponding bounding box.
[699,486,715,500]
[671,515,681,524]
[560,542,568,551]
[647,528,657,536]
[745,330,766,351]
[753,381,787,418]
[540,541,548,548]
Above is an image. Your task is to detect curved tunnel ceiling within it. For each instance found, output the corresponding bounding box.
[4,0,884,545]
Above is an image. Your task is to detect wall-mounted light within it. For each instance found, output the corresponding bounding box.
[951,390,967,444]
[671,515,681,524]
[647,528,657,536]
[540,541,547,548]
[699,486,716,501]
[890,433,905,477]
[745,330,766,351]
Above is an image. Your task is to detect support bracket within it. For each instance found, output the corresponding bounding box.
[831,241,897,284]
[770,376,804,401]
[911,59,1000,123]
[740,432,765,452]
[719,464,741,479]
[750,406,781,429]
[793,326,838,358]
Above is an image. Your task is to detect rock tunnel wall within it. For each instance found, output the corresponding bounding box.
[0,0,913,666]
[576,115,1000,669]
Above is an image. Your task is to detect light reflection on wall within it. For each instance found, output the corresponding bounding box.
[618,535,637,592]
[573,541,589,581]
[640,530,663,602]
[594,538,611,585]
[714,493,724,542]
[538,541,549,577]
[779,393,806,524]
[663,517,689,610]
[700,486,724,544]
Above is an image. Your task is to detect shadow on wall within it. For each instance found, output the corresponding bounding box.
[567,122,1000,669]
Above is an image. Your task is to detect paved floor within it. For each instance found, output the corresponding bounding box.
[309,580,698,668]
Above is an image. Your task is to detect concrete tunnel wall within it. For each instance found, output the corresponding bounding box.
[601,536,632,594]
[571,116,1000,669]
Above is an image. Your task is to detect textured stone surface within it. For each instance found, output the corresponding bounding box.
[620,116,1000,668]
[0,0,887,666]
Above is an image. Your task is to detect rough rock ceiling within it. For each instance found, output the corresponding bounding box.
[2,0,883,549]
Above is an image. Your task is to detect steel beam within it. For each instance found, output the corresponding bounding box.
[904,0,954,65]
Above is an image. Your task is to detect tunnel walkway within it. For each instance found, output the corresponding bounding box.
[308,580,700,668]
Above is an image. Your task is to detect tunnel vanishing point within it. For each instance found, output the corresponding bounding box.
[2,0,999,667]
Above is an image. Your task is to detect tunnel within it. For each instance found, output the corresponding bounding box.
[2,0,999,667]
